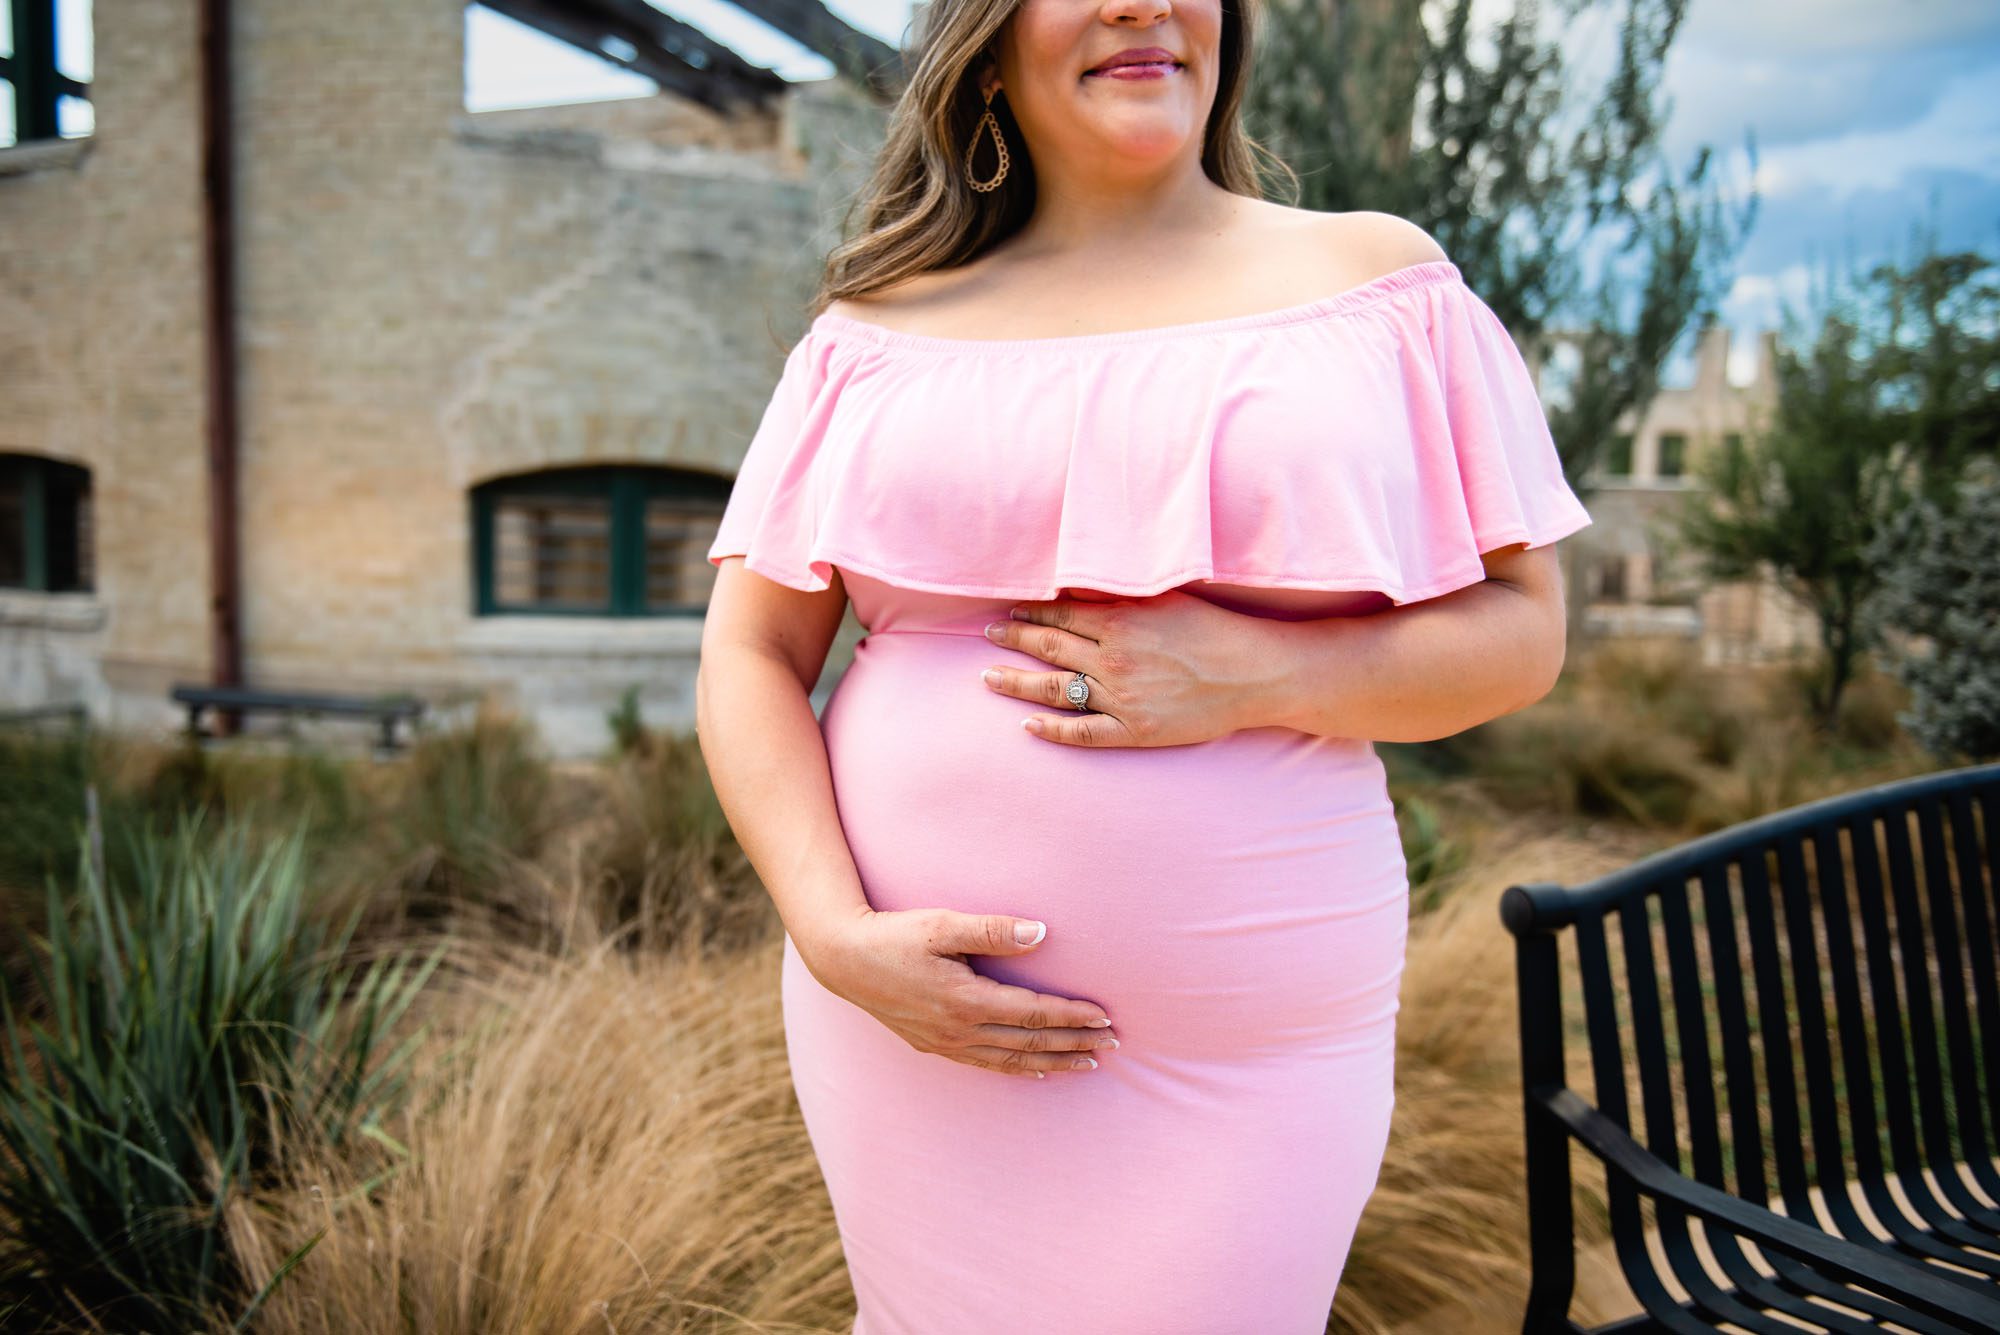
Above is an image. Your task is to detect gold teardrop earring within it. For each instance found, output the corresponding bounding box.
[964,85,1010,193]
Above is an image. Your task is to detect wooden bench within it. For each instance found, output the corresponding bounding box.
[1501,761,2000,1333]
[170,684,426,752]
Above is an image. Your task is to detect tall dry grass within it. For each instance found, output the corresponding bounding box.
[1332,829,1643,1335]
[1437,638,1930,836]
[219,826,1647,1335]
[233,926,848,1334]
[0,637,1943,1333]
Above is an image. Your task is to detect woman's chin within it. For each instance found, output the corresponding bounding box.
[1083,126,1199,165]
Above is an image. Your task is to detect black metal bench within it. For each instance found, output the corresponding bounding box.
[1501,761,2000,1333]
[170,684,426,752]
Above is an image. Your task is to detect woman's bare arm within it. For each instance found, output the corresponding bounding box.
[697,557,1118,1076]
[696,558,871,962]
[1235,540,1571,742]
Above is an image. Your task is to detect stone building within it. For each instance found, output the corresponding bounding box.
[1563,321,1820,665]
[1,0,892,755]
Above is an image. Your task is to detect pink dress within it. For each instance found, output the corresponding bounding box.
[705,259,1592,1334]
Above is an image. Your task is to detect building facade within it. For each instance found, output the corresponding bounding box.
[3,1,1821,758]
[1564,320,1822,665]
[1,0,887,755]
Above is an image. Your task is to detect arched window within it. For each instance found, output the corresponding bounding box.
[0,453,93,592]
[470,464,731,616]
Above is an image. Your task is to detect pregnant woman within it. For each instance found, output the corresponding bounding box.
[696,0,1590,1330]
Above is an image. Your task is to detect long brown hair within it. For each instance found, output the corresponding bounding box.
[810,0,1299,318]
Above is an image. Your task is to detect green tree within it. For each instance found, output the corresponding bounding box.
[1245,0,1756,655]
[1247,0,1755,480]
[1866,460,2000,763]
[1671,247,1998,731]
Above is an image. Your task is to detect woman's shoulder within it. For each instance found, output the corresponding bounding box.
[1278,206,1451,285]
[820,260,1001,333]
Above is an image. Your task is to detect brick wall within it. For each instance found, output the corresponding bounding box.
[1,0,886,754]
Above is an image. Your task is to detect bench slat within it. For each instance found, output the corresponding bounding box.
[1656,877,1797,1315]
[1926,792,2000,1209]
[1881,799,2000,1251]
[1948,788,2000,1207]
[1505,762,2000,1333]
[1545,1088,2000,1332]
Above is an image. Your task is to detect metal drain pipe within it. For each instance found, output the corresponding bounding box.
[199,0,244,731]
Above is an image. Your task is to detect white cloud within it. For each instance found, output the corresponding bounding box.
[1753,70,2000,196]
[1681,0,2000,58]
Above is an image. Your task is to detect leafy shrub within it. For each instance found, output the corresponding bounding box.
[0,728,162,898]
[1394,793,1471,912]
[579,727,775,957]
[385,705,558,905]
[1455,701,1708,829]
[605,685,650,758]
[1865,462,2000,762]
[0,805,441,1330]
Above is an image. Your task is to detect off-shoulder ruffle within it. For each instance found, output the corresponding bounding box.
[706,260,1592,607]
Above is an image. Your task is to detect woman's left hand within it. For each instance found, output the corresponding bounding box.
[979,591,1272,747]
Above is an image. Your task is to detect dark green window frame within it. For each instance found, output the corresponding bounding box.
[1605,433,1634,476]
[1657,432,1687,478]
[2,0,93,147]
[470,464,732,618]
[0,452,93,593]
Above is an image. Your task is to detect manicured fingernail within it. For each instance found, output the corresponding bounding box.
[981,668,1001,687]
[984,622,1006,639]
[1071,1057,1098,1071]
[1013,920,1046,946]
[1095,1038,1119,1050]
[1087,1018,1112,1028]
[1021,717,1038,733]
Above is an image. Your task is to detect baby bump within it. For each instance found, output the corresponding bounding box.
[819,629,1410,1061]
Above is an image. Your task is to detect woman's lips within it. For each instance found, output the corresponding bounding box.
[1084,62,1182,81]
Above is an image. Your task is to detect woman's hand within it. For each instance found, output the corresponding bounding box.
[980,590,1273,747]
[803,908,1119,1078]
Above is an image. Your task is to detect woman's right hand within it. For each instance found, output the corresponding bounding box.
[801,908,1119,1078]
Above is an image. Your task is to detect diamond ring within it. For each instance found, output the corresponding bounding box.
[1065,672,1092,711]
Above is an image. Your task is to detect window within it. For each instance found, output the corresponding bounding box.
[1657,433,1687,479]
[1588,555,1626,602]
[1605,433,1634,476]
[461,0,828,115]
[471,465,731,616]
[2,1,94,148]
[1722,432,1743,455]
[0,454,94,592]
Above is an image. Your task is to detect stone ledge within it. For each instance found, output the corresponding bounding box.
[0,590,109,631]
[456,613,705,659]
[1584,603,1701,637]
[449,115,802,184]
[1583,476,1700,492]
[0,134,93,178]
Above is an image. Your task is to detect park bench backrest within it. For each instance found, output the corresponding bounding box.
[1502,762,2000,1317]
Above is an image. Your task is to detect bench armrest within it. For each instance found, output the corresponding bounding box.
[1540,1088,2000,1331]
